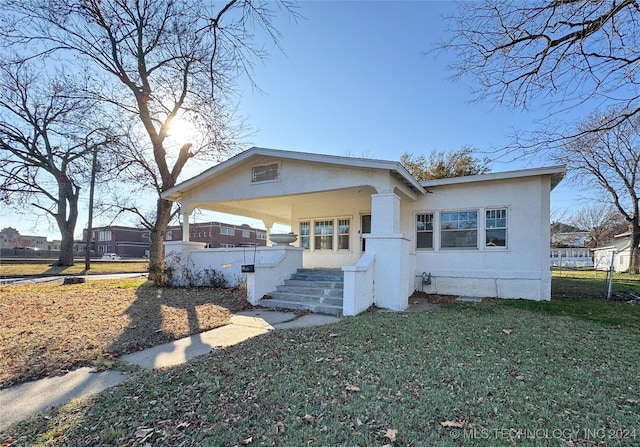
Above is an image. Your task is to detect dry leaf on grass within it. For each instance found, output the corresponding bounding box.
[440,420,463,428]
[134,427,155,443]
[345,384,361,392]
[384,428,398,441]
[516,375,525,381]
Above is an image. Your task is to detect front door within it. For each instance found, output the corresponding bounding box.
[361,214,371,252]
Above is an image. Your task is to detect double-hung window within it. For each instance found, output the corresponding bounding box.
[485,208,507,247]
[440,211,478,249]
[299,221,310,249]
[314,220,334,250]
[338,219,350,250]
[416,213,434,249]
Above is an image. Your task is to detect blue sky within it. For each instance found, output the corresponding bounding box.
[2,0,584,239]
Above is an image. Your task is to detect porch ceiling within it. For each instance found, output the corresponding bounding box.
[190,186,375,226]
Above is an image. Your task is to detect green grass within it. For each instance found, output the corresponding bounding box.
[553,275,640,301]
[0,261,149,277]
[5,300,639,446]
[552,267,640,282]
[496,296,640,332]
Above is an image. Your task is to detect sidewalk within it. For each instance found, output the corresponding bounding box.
[0,309,340,431]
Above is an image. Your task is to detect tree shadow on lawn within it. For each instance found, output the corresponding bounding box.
[107,283,251,360]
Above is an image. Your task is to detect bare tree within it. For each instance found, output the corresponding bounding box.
[0,62,113,265]
[445,0,640,273]
[401,147,491,181]
[1,0,297,282]
[445,0,640,141]
[556,113,639,271]
[570,205,629,248]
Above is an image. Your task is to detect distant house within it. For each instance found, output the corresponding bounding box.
[550,223,593,268]
[161,147,565,315]
[592,232,637,272]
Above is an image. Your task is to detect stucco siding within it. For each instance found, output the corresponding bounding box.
[184,157,401,206]
[408,176,551,300]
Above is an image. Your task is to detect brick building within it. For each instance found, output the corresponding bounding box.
[85,222,267,258]
[83,226,151,258]
[166,222,267,248]
[0,227,49,250]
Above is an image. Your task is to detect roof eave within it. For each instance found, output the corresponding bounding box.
[419,165,567,189]
[161,147,426,200]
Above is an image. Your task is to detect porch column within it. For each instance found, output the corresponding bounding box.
[371,192,400,234]
[182,211,190,242]
[366,193,412,311]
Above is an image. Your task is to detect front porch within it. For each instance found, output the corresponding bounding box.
[164,239,377,316]
[161,148,426,316]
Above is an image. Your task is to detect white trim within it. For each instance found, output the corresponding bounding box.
[420,165,566,190]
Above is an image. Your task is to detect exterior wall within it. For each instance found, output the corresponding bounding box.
[407,176,552,300]
[164,241,303,303]
[593,248,631,272]
[183,158,401,209]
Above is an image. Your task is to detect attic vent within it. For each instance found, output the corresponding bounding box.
[251,162,280,183]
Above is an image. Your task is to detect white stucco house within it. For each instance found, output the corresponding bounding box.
[162,147,565,316]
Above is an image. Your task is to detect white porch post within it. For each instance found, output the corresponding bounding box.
[371,192,401,234]
[366,192,411,311]
[182,211,190,241]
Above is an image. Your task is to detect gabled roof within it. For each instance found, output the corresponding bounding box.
[592,232,635,252]
[163,147,567,201]
[419,165,566,190]
[163,146,425,200]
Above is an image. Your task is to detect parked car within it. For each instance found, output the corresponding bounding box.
[101,253,121,260]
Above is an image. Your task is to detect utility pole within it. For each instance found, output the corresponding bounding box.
[84,145,99,270]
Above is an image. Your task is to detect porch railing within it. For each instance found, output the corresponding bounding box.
[342,252,375,316]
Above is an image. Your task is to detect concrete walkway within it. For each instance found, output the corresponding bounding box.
[0,309,340,431]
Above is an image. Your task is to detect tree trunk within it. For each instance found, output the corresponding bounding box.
[147,197,174,284]
[57,225,76,266]
[630,222,640,274]
[53,177,80,267]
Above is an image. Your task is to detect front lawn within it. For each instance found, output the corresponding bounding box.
[0,261,149,277]
[4,299,639,446]
[0,278,249,388]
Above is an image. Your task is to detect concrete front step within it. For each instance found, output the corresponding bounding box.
[283,279,344,289]
[290,273,344,282]
[275,285,344,297]
[258,298,343,316]
[268,291,343,306]
[258,268,345,316]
